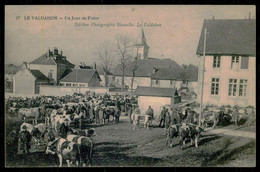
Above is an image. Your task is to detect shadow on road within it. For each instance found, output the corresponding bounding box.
[92,141,163,167]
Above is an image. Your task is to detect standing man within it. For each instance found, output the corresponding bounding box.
[164,108,171,135]
[144,106,154,129]
[159,107,167,128]
[232,106,239,126]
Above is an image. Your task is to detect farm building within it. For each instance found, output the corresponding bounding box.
[13,63,50,94]
[196,19,256,107]
[135,86,181,117]
[59,69,101,87]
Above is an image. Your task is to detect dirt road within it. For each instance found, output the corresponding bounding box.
[5,115,256,167]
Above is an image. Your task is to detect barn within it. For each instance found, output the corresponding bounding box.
[135,86,181,117]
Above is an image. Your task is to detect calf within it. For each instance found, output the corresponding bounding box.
[45,138,80,167]
[66,134,94,167]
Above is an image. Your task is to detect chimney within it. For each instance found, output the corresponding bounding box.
[60,49,63,56]
[153,67,158,74]
[94,62,97,70]
[22,62,28,70]
[48,47,51,58]
[54,47,58,55]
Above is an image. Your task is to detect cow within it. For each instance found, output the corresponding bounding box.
[45,138,80,167]
[8,107,18,116]
[66,134,94,167]
[18,107,40,125]
[166,124,180,147]
[179,123,204,149]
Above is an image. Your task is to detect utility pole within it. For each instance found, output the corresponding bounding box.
[199,27,207,127]
[76,68,78,94]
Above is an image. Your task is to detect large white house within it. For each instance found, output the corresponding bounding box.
[196,19,256,107]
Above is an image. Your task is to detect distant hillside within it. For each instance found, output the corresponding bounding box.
[5,64,21,75]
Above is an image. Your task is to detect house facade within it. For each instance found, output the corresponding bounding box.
[13,63,50,94]
[29,47,75,85]
[196,19,256,107]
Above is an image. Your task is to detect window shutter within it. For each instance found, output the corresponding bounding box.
[241,57,249,69]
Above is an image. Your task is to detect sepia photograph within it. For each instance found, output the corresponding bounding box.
[4,5,256,167]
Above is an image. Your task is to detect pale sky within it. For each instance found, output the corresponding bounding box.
[5,5,255,67]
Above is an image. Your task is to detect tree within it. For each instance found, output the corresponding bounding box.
[96,41,115,87]
[115,34,133,91]
[129,58,138,93]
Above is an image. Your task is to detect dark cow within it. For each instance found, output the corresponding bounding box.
[45,138,80,167]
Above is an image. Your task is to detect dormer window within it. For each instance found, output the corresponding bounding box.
[213,55,221,68]
[231,56,239,69]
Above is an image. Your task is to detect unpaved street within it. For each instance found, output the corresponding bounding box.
[5,115,256,167]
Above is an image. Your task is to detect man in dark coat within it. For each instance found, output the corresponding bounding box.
[159,107,167,128]
[170,107,181,125]
[59,123,69,138]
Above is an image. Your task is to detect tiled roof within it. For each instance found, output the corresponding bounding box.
[135,86,177,97]
[113,58,183,77]
[59,69,101,83]
[196,19,256,56]
[29,70,50,82]
[150,67,185,80]
[184,64,198,82]
[29,52,57,65]
[56,57,75,68]
[29,51,75,67]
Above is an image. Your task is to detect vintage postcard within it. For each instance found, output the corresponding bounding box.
[5,5,256,167]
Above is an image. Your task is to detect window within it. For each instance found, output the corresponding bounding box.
[239,79,248,97]
[48,69,54,79]
[228,79,237,96]
[231,56,239,69]
[66,83,71,87]
[155,80,159,84]
[170,80,173,85]
[73,84,78,87]
[241,57,249,69]
[213,55,221,68]
[60,83,64,86]
[211,78,219,95]
[79,84,85,87]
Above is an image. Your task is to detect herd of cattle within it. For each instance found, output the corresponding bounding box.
[5,93,137,167]
[5,92,256,167]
